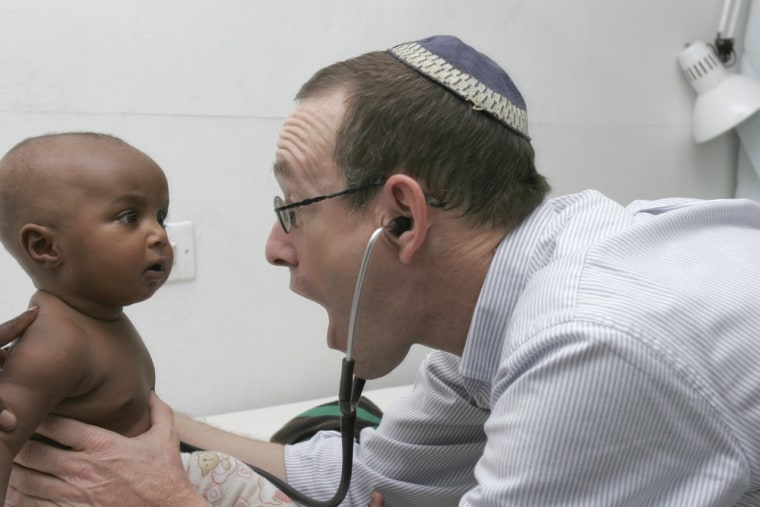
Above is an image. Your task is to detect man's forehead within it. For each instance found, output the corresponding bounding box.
[272,143,343,192]
[272,159,292,179]
[273,157,345,195]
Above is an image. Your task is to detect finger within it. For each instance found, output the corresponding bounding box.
[148,391,173,427]
[8,462,83,507]
[147,392,174,442]
[33,414,116,454]
[6,487,53,507]
[0,307,39,347]
[0,405,18,432]
[13,438,79,480]
[368,491,386,507]
[146,392,183,464]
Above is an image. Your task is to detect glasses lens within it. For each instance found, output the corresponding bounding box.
[273,196,290,233]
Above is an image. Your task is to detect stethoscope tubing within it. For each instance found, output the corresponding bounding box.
[246,226,385,506]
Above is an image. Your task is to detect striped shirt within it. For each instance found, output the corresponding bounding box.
[286,190,760,506]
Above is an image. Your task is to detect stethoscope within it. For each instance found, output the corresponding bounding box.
[247,223,394,506]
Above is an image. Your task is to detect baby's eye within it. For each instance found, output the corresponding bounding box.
[157,210,168,228]
[117,210,138,224]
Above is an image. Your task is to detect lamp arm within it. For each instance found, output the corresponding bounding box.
[715,0,744,65]
[714,34,735,65]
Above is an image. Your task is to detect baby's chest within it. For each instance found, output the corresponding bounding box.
[54,339,155,436]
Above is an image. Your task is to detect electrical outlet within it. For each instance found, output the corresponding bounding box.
[166,221,196,283]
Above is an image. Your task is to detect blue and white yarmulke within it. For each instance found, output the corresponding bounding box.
[389,35,530,140]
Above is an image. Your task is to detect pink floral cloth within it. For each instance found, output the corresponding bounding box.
[182,451,299,507]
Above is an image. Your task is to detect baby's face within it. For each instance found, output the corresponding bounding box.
[54,142,174,308]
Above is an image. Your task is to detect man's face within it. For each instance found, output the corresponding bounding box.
[265,90,412,378]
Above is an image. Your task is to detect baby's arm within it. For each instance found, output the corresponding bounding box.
[0,317,89,504]
[0,308,40,433]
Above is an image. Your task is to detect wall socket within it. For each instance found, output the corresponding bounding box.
[166,221,196,283]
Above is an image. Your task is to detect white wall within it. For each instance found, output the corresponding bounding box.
[0,0,737,417]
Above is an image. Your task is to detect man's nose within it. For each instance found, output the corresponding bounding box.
[265,222,297,267]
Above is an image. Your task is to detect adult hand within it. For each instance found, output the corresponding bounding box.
[7,392,205,507]
[0,306,39,432]
[368,491,387,507]
[0,306,38,363]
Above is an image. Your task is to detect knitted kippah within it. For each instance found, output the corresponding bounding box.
[389,35,530,140]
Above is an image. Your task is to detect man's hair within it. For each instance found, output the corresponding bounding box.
[296,51,550,229]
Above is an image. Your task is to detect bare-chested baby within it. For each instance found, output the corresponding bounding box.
[0,132,299,506]
[0,132,172,504]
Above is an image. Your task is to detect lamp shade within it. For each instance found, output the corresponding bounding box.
[678,40,760,143]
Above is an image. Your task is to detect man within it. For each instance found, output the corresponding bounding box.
[3,35,760,506]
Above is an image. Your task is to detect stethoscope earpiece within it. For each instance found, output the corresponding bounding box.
[386,216,412,236]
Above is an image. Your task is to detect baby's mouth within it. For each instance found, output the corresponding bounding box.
[146,261,165,273]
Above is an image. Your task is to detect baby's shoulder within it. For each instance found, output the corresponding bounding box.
[14,292,96,356]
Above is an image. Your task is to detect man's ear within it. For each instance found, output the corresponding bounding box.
[383,174,432,265]
[19,224,62,269]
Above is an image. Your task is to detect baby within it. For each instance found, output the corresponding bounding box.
[0,132,297,506]
[0,132,172,503]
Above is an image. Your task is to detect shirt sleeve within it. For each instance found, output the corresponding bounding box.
[462,323,749,506]
[284,351,489,506]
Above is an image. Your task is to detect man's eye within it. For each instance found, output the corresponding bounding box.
[118,211,138,224]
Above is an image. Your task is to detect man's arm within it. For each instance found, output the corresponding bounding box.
[465,326,747,505]
[174,413,287,481]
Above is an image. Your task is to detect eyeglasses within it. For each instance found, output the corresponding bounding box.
[273,179,447,233]
[273,180,386,233]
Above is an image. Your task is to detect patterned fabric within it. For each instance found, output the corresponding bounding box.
[183,451,299,506]
[388,35,530,140]
[286,190,760,506]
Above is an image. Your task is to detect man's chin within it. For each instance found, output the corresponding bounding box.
[325,309,359,348]
[325,323,347,353]
[354,358,397,381]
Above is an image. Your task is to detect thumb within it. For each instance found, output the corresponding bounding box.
[0,306,39,347]
[0,405,17,432]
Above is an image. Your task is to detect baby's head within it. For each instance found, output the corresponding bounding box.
[0,132,173,313]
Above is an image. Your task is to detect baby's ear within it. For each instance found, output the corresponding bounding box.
[19,224,62,269]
